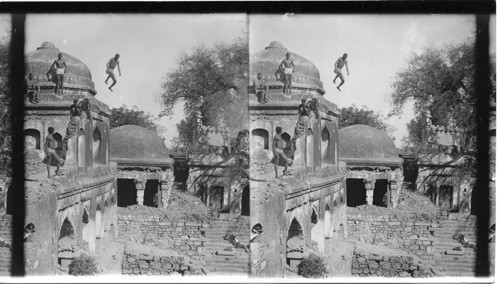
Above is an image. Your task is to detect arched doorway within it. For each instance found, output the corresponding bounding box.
[321,127,330,162]
[286,218,305,271]
[24,129,40,149]
[95,204,102,238]
[251,128,269,150]
[310,207,321,246]
[92,127,101,163]
[58,218,76,273]
[77,129,85,167]
[82,207,91,246]
[241,186,250,216]
[324,204,332,238]
[306,129,313,167]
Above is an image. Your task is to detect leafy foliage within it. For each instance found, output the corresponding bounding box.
[297,254,328,278]
[339,105,389,131]
[110,105,159,133]
[160,36,248,148]
[0,34,10,178]
[68,254,98,276]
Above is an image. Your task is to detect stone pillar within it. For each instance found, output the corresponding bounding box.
[135,178,146,205]
[389,180,399,208]
[364,178,375,205]
[160,180,171,209]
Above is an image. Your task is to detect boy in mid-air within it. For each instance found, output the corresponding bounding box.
[333,53,349,91]
[273,127,292,178]
[45,127,64,178]
[105,54,122,92]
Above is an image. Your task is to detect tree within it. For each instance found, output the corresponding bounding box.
[160,36,248,148]
[339,104,389,131]
[390,36,495,175]
[110,105,159,133]
[0,34,10,178]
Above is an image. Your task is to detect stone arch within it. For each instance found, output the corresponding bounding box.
[310,206,321,246]
[78,128,85,167]
[241,185,250,216]
[92,127,101,163]
[321,126,330,162]
[251,128,269,150]
[286,218,305,271]
[24,128,41,150]
[324,204,332,238]
[58,217,76,272]
[81,206,92,248]
[306,128,314,167]
[95,203,103,238]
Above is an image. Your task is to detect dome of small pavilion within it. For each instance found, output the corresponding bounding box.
[110,125,173,167]
[25,42,96,94]
[250,41,325,94]
[339,124,401,167]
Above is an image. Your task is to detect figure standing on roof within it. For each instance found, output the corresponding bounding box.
[279,53,295,95]
[105,54,121,92]
[298,99,309,118]
[44,126,64,178]
[253,72,268,104]
[51,53,67,94]
[333,53,349,91]
[273,126,292,178]
[25,73,40,104]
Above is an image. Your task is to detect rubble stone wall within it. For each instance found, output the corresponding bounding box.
[347,214,437,260]
[121,244,205,276]
[117,213,207,262]
[351,249,436,277]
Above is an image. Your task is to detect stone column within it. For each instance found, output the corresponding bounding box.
[364,178,375,205]
[160,180,171,209]
[389,180,399,208]
[135,178,146,205]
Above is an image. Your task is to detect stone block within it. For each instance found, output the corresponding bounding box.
[352,269,361,274]
[357,257,366,263]
[138,261,149,270]
[387,221,401,226]
[380,261,391,270]
[367,261,379,269]
[446,250,463,255]
[391,262,402,270]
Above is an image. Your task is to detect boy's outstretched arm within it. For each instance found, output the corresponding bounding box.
[117,61,121,76]
[346,62,350,75]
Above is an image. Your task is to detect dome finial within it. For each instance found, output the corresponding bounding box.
[265,41,286,50]
[37,42,59,51]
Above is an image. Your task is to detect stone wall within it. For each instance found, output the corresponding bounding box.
[347,214,437,260]
[117,213,207,264]
[121,244,205,276]
[351,248,436,277]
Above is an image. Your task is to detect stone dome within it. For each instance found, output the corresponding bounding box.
[339,124,401,167]
[250,41,325,94]
[25,42,96,94]
[110,125,173,167]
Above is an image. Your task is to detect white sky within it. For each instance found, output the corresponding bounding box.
[25,14,247,147]
[250,14,496,148]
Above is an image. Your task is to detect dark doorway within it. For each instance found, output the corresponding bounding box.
[346,179,366,207]
[373,180,389,207]
[209,186,224,210]
[286,218,304,268]
[144,180,159,207]
[241,186,250,216]
[439,185,453,209]
[117,179,137,207]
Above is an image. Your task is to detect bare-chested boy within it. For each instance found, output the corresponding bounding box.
[279,53,295,94]
[51,53,67,94]
[333,53,349,91]
[273,127,291,178]
[105,54,121,92]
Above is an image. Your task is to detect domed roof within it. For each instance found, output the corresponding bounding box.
[25,42,96,94]
[339,124,400,167]
[110,125,173,167]
[250,41,325,94]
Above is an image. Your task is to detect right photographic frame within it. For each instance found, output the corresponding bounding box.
[248,13,496,279]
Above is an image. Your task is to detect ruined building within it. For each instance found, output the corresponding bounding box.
[249,41,349,276]
[20,42,118,274]
[338,124,403,208]
[110,125,174,209]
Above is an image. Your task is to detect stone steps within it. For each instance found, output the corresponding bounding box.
[204,219,250,275]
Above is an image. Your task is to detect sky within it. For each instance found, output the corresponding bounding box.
[25,14,247,147]
[17,13,498,149]
[250,14,496,148]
